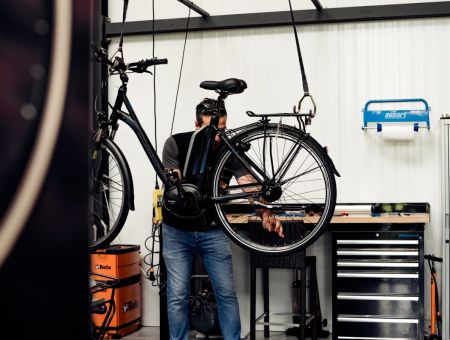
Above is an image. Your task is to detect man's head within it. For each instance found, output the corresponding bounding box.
[195,98,227,128]
[195,98,227,145]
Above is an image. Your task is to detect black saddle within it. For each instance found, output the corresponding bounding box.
[200,78,247,94]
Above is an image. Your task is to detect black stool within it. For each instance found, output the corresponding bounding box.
[247,220,327,340]
[249,250,307,340]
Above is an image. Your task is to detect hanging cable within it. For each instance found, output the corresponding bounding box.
[143,222,162,287]
[288,0,309,94]
[170,8,191,135]
[111,0,129,60]
[151,0,159,186]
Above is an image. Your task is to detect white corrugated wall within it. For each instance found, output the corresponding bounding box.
[106,0,450,332]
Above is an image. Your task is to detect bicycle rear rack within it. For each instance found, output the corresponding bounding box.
[246,111,312,117]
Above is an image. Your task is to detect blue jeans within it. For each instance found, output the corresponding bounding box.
[162,224,241,340]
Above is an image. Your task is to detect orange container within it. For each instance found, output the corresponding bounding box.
[91,245,142,338]
[92,275,142,338]
[91,245,140,279]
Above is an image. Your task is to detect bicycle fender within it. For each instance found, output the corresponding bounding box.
[322,146,340,177]
[122,156,135,210]
[105,138,135,211]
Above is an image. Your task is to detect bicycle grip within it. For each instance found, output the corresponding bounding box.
[424,254,443,262]
[147,58,168,66]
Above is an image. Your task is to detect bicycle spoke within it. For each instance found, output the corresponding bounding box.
[274,140,303,182]
[283,187,327,211]
[281,163,324,189]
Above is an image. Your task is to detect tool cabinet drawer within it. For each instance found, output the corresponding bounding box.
[335,276,419,294]
[337,293,419,317]
[336,316,418,339]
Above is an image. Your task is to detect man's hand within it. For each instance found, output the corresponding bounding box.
[260,211,284,238]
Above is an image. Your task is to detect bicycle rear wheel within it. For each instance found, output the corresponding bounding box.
[211,124,336,255]
[89,138,130,250]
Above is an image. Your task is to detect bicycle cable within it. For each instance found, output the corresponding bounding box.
[143,221,161,287]
[170,8,191,136]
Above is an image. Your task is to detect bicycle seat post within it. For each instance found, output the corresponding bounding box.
[217,91,228,103]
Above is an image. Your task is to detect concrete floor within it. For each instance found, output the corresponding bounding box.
[121,326,333,339]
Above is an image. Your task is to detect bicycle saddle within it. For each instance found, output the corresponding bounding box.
[200,78,247,94]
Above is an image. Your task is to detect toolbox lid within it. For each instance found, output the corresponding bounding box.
[94,244,140,255]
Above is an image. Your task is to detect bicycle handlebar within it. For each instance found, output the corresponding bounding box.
[128,58,168,73]
[93,46,168,74]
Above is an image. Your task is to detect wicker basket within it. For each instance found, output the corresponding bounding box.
[248,221,306,269]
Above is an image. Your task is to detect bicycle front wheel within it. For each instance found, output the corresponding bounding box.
[211,124,336,255]
[89,138,130,250]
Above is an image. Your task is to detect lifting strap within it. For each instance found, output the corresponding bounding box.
[118,0,129,58]
[288,0,309,94]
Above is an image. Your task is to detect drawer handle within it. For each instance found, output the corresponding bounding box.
[338,336,415,339]
[337,261,418,267]
[338,316,418,324]
[337,240,418,245]
[337,250,418,256]
[337,294,419,301]
[337,272,418,278]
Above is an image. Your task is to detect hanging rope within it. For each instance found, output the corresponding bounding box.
[171,8,191,135]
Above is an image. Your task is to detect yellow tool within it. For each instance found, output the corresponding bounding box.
[153,187,163,223]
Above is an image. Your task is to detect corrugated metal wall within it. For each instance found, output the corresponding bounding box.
[106,0,450,331]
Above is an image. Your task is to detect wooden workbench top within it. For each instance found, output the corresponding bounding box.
[227,213,430,224]
[328,213,429,224]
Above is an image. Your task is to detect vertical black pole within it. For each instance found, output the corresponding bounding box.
[250,264,256,340]
[300,249,306,340]
[263,268,270,338]
[92,0,109,130]
[160,234,170,340]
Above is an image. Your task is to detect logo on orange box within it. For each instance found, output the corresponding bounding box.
[123,300,139,313]
[95,264,111,270]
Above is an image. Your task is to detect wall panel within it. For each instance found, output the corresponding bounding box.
[105,2,450,331]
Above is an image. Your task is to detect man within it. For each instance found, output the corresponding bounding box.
[162,98,283,340]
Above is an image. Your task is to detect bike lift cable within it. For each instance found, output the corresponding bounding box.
[171,8,192,136]
[115,0,163,282]
[287,0,316,128]
[152,0,159,187]
[112,0,128,61]
[149,0,163,285]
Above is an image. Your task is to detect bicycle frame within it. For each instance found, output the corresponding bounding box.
[109,83,170,187]
[103,82,279,204]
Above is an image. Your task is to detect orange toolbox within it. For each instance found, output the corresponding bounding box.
[91,245,142,338]
[91,244,141,279]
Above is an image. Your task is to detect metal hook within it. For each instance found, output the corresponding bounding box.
[296,93,317,118]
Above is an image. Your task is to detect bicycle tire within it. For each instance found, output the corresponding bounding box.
[89,138,130,251]
[211,124,336,255]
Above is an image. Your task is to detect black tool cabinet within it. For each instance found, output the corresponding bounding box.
[331,223,425,340]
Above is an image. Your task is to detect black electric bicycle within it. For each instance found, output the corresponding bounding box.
[90,47,339,255]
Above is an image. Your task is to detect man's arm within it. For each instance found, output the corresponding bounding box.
[162,136,182,179]
[236,174,284,238]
